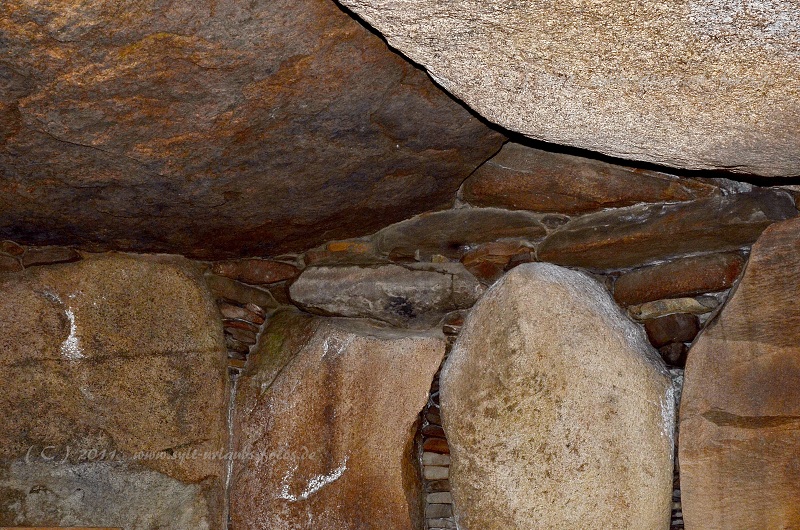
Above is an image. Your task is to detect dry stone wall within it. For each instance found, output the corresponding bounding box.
[1,137,797,529]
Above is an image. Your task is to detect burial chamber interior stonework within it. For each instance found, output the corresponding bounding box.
[1,1,799,529]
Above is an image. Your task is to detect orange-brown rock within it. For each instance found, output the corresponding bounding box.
[232,311,445,529]
[0,253,228,528]
[643,313,700,348]
[462,143,717,214]
[304,240,382,267]
[375,208,546,260]
[211,258,299,285]
[0,241,25,256]
[538,189,796,270]
[0,0,503,259]
[204,272,279,309]
[219,302,266,325]
[0,255,22,273]
[460,241,532,284]
[680,217,800,529]
[613,253,745,306]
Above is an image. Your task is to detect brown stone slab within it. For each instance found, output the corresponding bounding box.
[0,0,502,259]
[680,216,800,529]
[538,189,796,270]
[375,208,546,260]
[462,143,716,214]
[613,252,745,306]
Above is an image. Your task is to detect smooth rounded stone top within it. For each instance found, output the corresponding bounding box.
[680,217,800,529]
[340,0,800,176]
[440,263,674,530]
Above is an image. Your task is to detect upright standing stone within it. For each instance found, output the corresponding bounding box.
[232,312,446,529]
[0,254,228,529]
[680,217,800,529]
[440,263,674,529]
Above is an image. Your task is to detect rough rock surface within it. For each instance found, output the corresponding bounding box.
[440,263,674,529]
[374,208,546,260]
[0,254,228,528]
[0,0,503,259]
[538,189,796,269]
[461,143,717,214]
[232,311,446,529]
[613,252,745,306]
[339,0,800,176]
[680,217,800,529]
[289,263,484,328]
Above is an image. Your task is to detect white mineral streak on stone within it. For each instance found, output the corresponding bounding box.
[278,458,349,502]
[46,290,85,360]
[61,306,84,360]
[322,335,354,359]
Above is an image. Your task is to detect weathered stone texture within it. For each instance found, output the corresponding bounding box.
[289,263,484,328]
[441,263,674,529]
[680,217,800,529]
[538,189,796,269]
[613,252,745,306]
[339,0,800,176]
[0,0,503,258]
[211,259,299,285]
[462,143,717,214]
[0,254,228,528]
[232,312,446,529]
[374,208,546,260]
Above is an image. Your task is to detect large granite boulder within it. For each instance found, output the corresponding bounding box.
[680,217,800,529]
[339,0,800,176]
[232,311,446,529]
[0,254,228,528]
[0,0,503,258]
[440,263,674,529]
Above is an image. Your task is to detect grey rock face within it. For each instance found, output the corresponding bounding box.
[289,263,484,328]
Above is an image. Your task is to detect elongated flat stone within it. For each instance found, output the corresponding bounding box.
[538,189,796,269]
[680,217,800,529]
[462,143,717,214]
[613,252,745,306]
[374,208,546,260]
[289,263,483,328]
[441,263,674,529]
